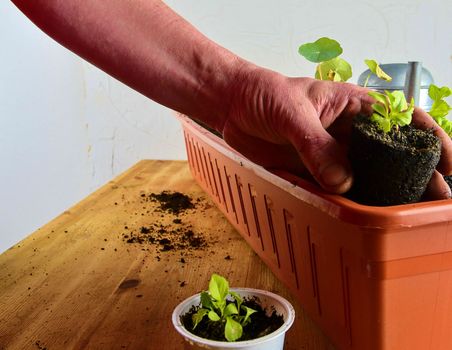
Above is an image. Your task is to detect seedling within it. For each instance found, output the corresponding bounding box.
[368,90,414,133]
[363,59,392,87]
[192,274,257,342]
[428,84,452,136]
[299,37,414,134]
[298,37,352,82]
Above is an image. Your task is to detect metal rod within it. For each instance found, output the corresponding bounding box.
[404,61,422,106]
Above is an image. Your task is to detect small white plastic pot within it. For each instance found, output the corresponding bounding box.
[172,288,295,350]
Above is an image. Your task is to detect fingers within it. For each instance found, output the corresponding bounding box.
[222,122,307,175]
[341,83,374,117]
[287,104,353,194]
[328,95,372,144]
[411,107,452,175]
[422,170,451,201]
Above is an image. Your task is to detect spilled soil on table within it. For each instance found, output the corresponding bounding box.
[121,191,208,254]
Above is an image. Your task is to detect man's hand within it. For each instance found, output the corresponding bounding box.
[221,68,452,198]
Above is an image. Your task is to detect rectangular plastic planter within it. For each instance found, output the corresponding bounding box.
[178,114,452,350]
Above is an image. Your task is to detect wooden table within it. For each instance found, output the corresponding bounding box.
[0,160,335,350]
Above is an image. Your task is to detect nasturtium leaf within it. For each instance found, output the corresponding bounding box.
[332,70,343,82]
[298,37,343,63]
[192,308,209,329]
[224,303,239,317]
[209,274,229,302]
[315,58,352,82]
[225,317,243,342]
[208,310,221,321]
[364,59,392,81]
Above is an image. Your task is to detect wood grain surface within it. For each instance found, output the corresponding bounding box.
[0,160,335,350]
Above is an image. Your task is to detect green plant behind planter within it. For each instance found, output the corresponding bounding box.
[192,274,257,342]
[428,84,452,136]
[298,38,391,85]
[363,59,392,86]
[428,84,452,192]
[298,37,352,82]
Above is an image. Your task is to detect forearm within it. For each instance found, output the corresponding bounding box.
[12,0,249,131]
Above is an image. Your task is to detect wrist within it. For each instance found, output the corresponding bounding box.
[190,44,256,133]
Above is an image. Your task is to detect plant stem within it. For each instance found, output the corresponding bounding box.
[316,65,323,80]
[363,74,370,88]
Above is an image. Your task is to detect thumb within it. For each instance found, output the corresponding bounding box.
[286,109,353,194]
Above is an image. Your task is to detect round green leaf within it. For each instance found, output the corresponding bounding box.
[224,303,238,317]
[298,37,343,63]
[225,317,243,342]
[208,310,221,321]
[315,58,352,82]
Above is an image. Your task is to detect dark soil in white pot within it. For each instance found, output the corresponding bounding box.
[180,296,284,342]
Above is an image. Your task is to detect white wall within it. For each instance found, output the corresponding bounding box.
[1,0,451,253]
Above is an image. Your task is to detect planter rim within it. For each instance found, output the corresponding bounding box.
[178,114,452,229]
[172,287,295,348]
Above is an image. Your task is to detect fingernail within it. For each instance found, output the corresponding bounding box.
[321,163,350,188]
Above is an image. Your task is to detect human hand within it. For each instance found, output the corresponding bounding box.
[220,68,373,194]
[412,107,452,200]
[220,67,452,199]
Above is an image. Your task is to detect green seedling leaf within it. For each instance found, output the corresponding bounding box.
[241,305,257,325]
[391,98,414,127]
[371,113,391,133]
[429,84,451,101]
[208,310,221,321]
[192,308,209,329]
[387,90,407,112]
[200,291,214,310]
[315,57,352,82]
[191,274,261,342]
[209,274,229,302]
[371,103,388,118]
[430,100,451,119]
[428,84,452,136]
[225,317,243,342]
[438,118,452,135]
[298,37,343,63]
[368,90,414,133]
[364,59,392,82]
[224,303,239,317]
[229,291,242,311]
[368,91,389,106]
